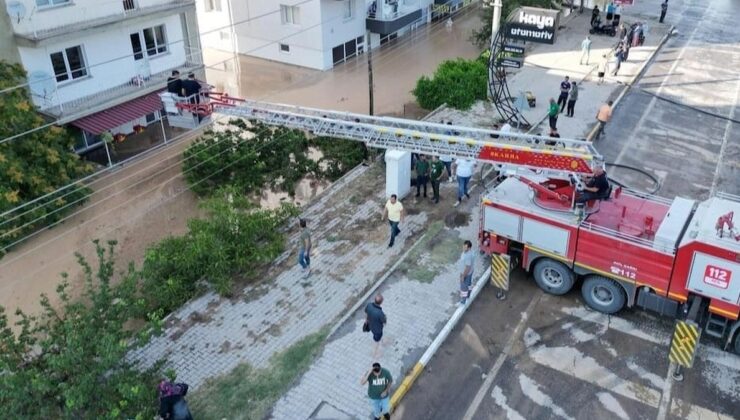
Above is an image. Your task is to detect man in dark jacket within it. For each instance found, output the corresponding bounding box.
[365,294,387,359]
[181,73,202,103]
[166,70,183,96]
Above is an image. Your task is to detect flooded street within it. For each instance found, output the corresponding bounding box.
[204,6,482,116]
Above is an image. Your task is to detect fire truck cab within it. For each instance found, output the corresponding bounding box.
[480,175,740,354]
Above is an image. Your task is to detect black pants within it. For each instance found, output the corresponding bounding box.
[660,10,666,23]
[557,94,568,112]
[416,175,428,197]
[431,179,441,202]
[567,100,576,117]
[549,115,558,130]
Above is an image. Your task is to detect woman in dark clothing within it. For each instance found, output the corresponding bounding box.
[158,381,194,420]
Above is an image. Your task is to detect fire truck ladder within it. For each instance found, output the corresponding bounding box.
[190,93,603,176]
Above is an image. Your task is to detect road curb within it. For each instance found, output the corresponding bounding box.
[390,267,492,411]
[586,24,675,141]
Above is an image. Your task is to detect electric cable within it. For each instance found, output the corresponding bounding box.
[605,162,661,195]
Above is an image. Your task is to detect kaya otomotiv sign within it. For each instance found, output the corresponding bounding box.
[505,7,560,45]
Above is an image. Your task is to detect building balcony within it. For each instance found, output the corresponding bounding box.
[12,0,195,46]
[36,52,203,122]
[366,2,423,35]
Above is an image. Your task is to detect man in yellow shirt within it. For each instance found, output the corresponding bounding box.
[381,194,405,248]
[594,100,613,139]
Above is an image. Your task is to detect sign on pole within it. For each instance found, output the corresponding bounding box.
[499,57,523,68]
[503,44,525,54]
[669,320,700,368]
[505,7,561,45]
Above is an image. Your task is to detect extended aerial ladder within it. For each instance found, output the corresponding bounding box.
[165,92,603,196]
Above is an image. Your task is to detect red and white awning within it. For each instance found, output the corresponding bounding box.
[70,91,163,135]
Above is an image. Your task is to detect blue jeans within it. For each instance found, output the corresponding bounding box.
[298,248,310,269]
[370,396,390,418]
[460,273,473,303]
[442,160,452,177]
[388,220,400,246]
[457,176,471,201]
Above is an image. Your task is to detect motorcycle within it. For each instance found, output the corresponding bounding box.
[589,19,616,36]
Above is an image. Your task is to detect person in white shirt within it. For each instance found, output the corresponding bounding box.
[454,159,475,207]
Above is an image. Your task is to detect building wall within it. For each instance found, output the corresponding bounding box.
[9,0,188,36]
[0,0,21,64]
[319,0,366,69]
[197,0,236,52]
[17,13,187,109]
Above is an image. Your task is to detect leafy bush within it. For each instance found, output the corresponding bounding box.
[0,61,93,257]
[412,58,488,111]
[141,188,299,313]
[0,240,161,419]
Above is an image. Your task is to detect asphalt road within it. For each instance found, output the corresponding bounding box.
[395,270,739,420]
[597,0,740,199]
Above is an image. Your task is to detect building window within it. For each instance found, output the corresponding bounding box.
[204,0,221,12]
[279,43,290,53]
[36,0,70,8]
[343,0,354,19]
[50,46,87,83]
[130,25,167,60]
[280,5,300,25]
[219,30,230,41]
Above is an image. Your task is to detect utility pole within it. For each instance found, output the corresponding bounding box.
[487,0,503,100]
[367,30,374,116]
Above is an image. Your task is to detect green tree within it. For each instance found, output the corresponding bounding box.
[412,58,489,110]
[470,0,555,49]
[0,240,161,419]
[0,61,93,256]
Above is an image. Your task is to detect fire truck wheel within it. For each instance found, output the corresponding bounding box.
[733,330,740,355]
[532,259,575,295]
[581,276,626,314]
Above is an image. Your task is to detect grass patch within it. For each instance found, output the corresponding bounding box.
[189,328,329,420]
[399,221,450,283]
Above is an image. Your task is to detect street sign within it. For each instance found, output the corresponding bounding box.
[503,44,525,55]
[505,7,561,45]
[499,58,523,68]
[669,320,700,368]
[490,254,510,291]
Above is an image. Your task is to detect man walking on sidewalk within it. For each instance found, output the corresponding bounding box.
[415,155,429,198]
[557,76,571,112]
[365,294,387,359]
[594,100,613,139]
[548,98,559,131]
[430,155,444,204]
[597,55,608,85]
[297,219,311,278]
[382,194,404,247]
[580,36,592,65]
[566,81,579,117]
[458,240,475,305]
[660,0,668,23]
[454,159,475,207]
[360,362,393,420]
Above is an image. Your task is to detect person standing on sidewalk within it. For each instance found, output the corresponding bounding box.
[360,362,393,420]
[364,294,387,359]
[597,55,608,85]
[612,45,624,76]
[557,76,571,113]
[566,82,579,117]
[594,100,613,139]
[414,155,429,198]
[591,5,600,26]
[580,36,592,65]
[430,155,444,204]
[454,159,475,207]
[659,0,668,23]
[382,194,404,248]
[297,219,311,278]
[548,98,559,131]
[458,240,475,305]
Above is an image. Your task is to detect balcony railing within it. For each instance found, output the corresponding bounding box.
[37,52,204,120]
[14,0,195,42]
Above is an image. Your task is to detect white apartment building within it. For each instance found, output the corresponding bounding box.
[1,0,203,153]
[197,0,469,70]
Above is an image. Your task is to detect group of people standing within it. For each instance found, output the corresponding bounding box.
[548,75,580,135]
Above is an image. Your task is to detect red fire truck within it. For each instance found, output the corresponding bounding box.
[479,174,740,354]
[169,92,740,355]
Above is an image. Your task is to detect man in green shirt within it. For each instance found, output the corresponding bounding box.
[360,362,393,420]
[548,98,559,131]
[430,155,445,204]
[415,155,430,198]
[297,219,311,278]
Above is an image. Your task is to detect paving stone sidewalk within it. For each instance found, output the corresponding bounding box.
[129,163,436,388]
